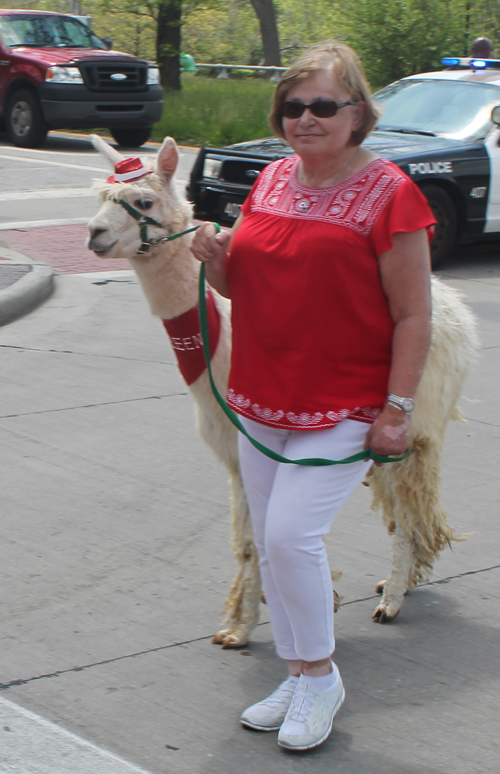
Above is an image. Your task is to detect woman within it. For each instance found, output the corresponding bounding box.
[190,41,434,751]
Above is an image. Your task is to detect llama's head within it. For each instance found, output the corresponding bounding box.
[87,135,192,261]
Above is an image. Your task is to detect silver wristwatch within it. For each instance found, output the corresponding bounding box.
[387,394,415,415]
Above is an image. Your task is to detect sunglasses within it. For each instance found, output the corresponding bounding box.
[281,100,355,119]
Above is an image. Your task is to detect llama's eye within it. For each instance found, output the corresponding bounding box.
[134,199,154,210]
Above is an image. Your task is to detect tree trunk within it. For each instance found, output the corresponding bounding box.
[156,0,182,91]
[250,0,282,66]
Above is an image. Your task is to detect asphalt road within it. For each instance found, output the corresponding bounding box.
[0,131,199,230]
[0,131,499,774]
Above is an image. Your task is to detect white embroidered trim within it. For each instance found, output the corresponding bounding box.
[286,411,324,426]
[357,406,382,419]
[251,404,285,422]
[325,409,351,422]
[250,156,405,238]
[227,390,381,429]
[227,389,250,410]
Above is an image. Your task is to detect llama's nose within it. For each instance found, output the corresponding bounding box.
[87,226,107,251]
[89,226,107,240]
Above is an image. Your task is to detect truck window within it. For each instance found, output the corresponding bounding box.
[0,14,107,50]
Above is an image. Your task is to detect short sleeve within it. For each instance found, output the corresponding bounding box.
[240,177,261,216]
[369,178,436,256]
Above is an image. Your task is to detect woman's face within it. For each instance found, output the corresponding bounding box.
[282,70,364,160]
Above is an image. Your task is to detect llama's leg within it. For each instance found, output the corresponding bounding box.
[213,470,262,648]
[366,465,397,609]
[373,526,413,622]
[372,438,457,622]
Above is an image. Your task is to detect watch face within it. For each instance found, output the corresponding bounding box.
[402,398,415,413]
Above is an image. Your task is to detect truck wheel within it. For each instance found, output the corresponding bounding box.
[111,127,152,148]
[6,89,48,149]
[421,185,457,269]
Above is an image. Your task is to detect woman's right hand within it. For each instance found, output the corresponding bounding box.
[190,222,231,273]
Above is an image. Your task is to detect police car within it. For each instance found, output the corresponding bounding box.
[187,57,500,266]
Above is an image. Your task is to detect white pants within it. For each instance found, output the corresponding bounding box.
[238,417,372,662]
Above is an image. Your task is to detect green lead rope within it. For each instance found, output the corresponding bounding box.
[197,226,409,466]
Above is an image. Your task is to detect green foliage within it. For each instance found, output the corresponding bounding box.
[0,0,70,9]
[182,2,262,64]
[90,1,157,60]
[4,1,500,79]
[277,0,339,65]
[153,73,276,144]
[337,0,466,90]
[336,0,500,90]
[466,0,500,53]
[4,0,500,142]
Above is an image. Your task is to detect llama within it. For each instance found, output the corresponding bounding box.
[87,135,478,643]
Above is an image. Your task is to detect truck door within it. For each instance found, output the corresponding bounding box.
[0,38,10,112]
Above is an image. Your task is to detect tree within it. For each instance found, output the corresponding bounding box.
[156,1,182,90]
[249,0,281,65]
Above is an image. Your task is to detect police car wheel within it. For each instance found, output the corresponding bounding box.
[421,185,457,268]
[6,89,48,149]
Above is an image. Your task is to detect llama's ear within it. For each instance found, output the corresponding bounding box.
[156,136,179,183]
[90,134,124,170]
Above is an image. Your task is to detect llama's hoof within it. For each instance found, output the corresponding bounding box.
[375,580,386,595]
[212,628,249,648]
[333,589,342,613]
[372,602,400,623]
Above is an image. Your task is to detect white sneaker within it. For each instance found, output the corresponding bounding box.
[240,676,299,731]
[278,673,345,750]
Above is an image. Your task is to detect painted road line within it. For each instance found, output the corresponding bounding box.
[0,182,187,202]
[0,218,89,230]
[0,189,93,202]
[0,153,108,173]
[49,130,163,148]
[8,131,198,151]
[0,695,154,774]
[0,144,158,157]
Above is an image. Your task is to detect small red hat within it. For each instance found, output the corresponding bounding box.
[107,157,152,184]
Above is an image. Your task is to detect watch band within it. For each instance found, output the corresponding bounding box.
[387,394,415,414]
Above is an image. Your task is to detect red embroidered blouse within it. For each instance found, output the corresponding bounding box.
[225,156,435,431]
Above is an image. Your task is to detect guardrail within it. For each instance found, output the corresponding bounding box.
[196,63,286,82]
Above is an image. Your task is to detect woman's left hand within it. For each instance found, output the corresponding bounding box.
[364,405,410,464]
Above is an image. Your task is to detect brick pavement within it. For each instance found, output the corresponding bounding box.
[1,225,130,274]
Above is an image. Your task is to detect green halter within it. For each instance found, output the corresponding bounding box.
[115,198,201,255]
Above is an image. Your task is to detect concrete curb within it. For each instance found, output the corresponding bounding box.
[0,263,55,327]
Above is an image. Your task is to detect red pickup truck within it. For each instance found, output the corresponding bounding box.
[0,9,163,148]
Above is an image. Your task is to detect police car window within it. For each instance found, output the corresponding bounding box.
[0,14,107,49]
[375,79,500,141]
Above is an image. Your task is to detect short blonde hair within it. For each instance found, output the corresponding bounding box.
[269,41,379,146]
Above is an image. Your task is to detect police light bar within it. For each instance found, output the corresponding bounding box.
[441,57,500,69]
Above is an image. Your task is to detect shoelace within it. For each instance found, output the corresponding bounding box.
[286,685,316,723]
[262,679,297,708]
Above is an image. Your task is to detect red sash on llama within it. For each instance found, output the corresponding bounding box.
[162,287,221,386]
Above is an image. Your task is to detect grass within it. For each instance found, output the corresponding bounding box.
[152,74,277,146]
